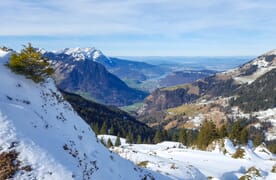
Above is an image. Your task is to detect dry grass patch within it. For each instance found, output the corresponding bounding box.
[0,151,20,180]
[167,104,200,117]
[272,165,276,173]
[137,161,149,168]
[232,147,245,159]
[162,84,189,91]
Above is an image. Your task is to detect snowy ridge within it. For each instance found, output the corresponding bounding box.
[109,138,276,180]
[55,47,108,62]
[0,50,166,180]
[232,49,276,84]
[220,49,276,85]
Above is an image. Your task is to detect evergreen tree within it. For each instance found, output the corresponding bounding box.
[146,137,152,144]
[153,130,163,144]
[186,129,198,146]
[197,120,218,150]
[186,130,194,146]
[100,137,105,145]
[91,123,99,135]
[178,128,186,145]
[8,43,54,83]
[219,124,228,138]
[142,138,148,144]
[229,120,243,144]
[172,133,178,142]
[109,125,115,135]
[137,135,142,144]
[240,128,248,145]
[126,131,134,144]
[252,132,263,147]
[100,122,108,134]
[107,138,113,147]
[210,121,218,139]
[115,135,121,147]
[162,130,168,141]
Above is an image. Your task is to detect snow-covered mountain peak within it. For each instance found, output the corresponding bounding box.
[56,47,105,61]
[93,49,103,59]
[0,52,166,179]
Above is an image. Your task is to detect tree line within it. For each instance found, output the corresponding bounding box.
[98,119,266,151]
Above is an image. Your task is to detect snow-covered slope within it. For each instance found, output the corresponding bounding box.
[110,138,276,180]
[253,108,276,141]
[0,50,166,180]
[226,49,276,84]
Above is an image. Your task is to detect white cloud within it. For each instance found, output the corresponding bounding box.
[0,0,276,36]
[1,0,276,56]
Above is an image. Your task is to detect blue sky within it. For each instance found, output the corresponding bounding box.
[1,0,276,56]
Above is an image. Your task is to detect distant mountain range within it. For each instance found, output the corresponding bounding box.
[42,47,250,106]
[138,50,276,142]
[54,47,166,82]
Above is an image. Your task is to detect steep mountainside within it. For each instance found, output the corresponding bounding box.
[61,90,155,140]
[55,47,165,82]
[138,50,276,137]
[140,50,276,115]
[43,51,148,106]
[230,68,276,112]
[139,72,240,118]
[0,50,166,180]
